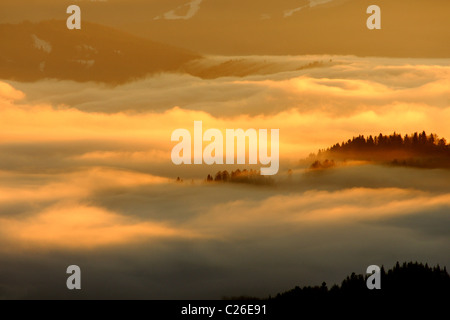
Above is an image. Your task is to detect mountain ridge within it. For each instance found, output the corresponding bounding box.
[0,20,201,83]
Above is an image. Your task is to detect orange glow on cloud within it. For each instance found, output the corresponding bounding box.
[0,168,169,205]
[187,187,450,238]
[0,59,449,252]
[0,204,199,250]
[1,80,450,162]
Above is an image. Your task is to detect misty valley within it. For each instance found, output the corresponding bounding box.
[0,1,449,305]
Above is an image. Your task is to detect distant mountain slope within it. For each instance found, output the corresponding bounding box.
[0,20,201,83]
[135,0,450,57]
[1,1,448,57]
[183,56,337,79]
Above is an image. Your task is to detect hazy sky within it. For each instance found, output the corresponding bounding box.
[1,0,449,56]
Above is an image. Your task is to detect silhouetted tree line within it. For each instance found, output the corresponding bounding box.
[270,261,449,305]
[323,131,448,153]
[225,261,449,316]
[225,261,449,314]
[206,169,273,185]
[311,131,450,168]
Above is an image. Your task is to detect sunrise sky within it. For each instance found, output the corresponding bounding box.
[0,0,449,299]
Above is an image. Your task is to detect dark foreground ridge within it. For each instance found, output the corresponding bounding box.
[224,261,449,314]
[271,261,449,301]
[268,261,450,314]
[2,262,447,317]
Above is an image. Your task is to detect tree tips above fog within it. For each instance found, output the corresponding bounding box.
[309,131,450,169]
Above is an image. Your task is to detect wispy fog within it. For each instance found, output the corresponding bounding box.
[0,56,449,299]
[0,164,449,299]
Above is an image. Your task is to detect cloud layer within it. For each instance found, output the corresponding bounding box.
[0,55,449,298]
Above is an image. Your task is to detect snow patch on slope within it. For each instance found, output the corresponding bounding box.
[284,0,334,17]
[155,0,203,20]
[31,34,52,53]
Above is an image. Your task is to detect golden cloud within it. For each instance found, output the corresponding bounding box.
[0,203,199,250]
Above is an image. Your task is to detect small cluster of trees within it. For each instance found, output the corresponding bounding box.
[310,159,336,170]
[206,169,273,185]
